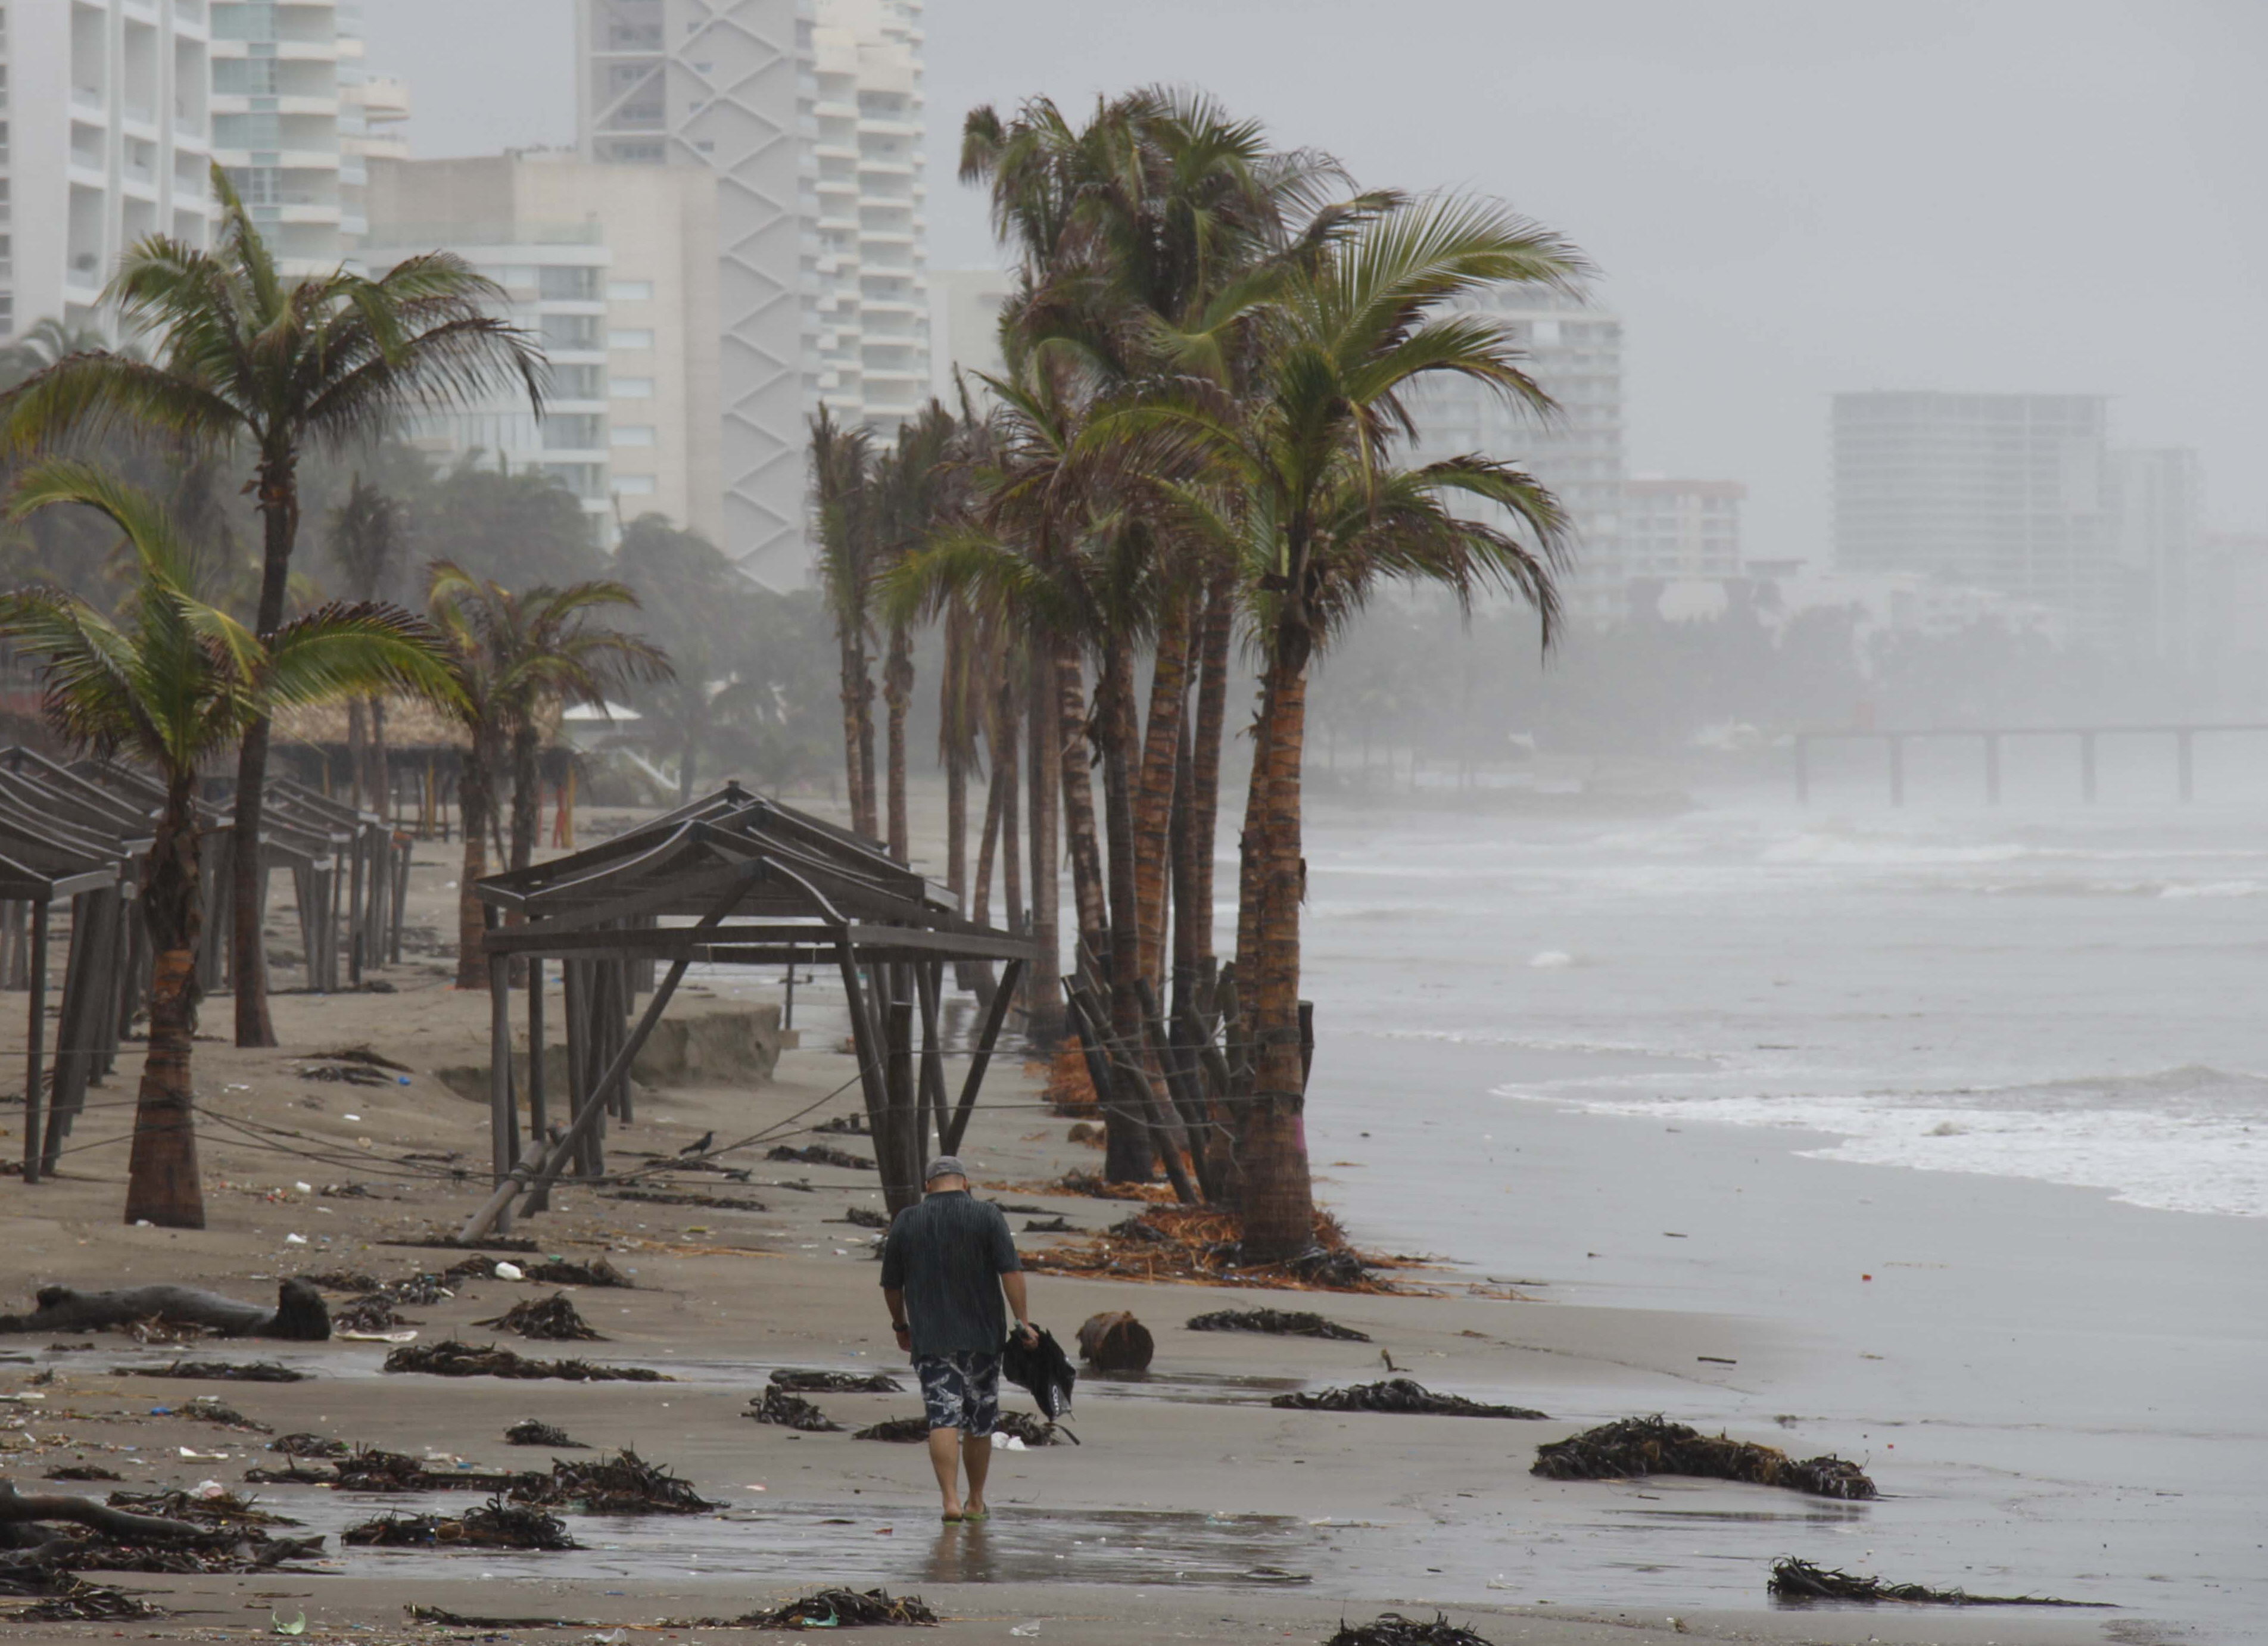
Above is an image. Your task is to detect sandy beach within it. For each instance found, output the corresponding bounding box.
[0,806,2245,1645]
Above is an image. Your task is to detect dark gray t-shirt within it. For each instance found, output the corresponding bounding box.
[878,1190,1021,1357]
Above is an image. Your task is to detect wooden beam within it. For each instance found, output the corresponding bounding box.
[21,899,48,1184]
[915,960,947,1156]
[942,957,1022,1155]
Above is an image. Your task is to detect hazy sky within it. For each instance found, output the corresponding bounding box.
[366,0,2267,560]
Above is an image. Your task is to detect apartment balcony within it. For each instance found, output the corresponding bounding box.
[121,103,161,135]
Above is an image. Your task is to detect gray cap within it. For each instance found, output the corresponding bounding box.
[923,1155,967,1183]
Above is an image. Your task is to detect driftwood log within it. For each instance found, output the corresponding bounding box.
[0,1480,202,1545]
[1076,1311,1154,1373]
[0,1280,329,1341]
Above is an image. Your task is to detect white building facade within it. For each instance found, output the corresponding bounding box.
[207,0,367,274]
[1622,478,1744,582]
[1406,282,1627,624]
[2108,446,2202,662]
[0,0,216,342]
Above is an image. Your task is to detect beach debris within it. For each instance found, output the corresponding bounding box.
[734,1588,937,1628]
[1049,1170,1170,1202]
[515,1449,717,1514]
[1532,1416,1876,1500]
[607,1187,769,1211]
[1075,1311,1154,1373]
[770,1367,904,1394]
[342,1495,575,1551]
[380,1233,541,1254]
[1066,1121,1103,1145]
[1186,1308,1370,1342]
[0,1481,325,1594]
[303,1044,412,1074]
[815,1112,870,1134]
[504,1419,587,1448]
[17,1582,169,1621]
[473,1293,606,1341]
[404,1605,596,1628]
[838,1205,892,1229]
[1767,1557,2110,1607]
[270,1434,351,1460]
[124,1359,310,1383]
[176,1395,272,1433]
[41,1466,122,1483]
[1023,1204,1405,1292]
[749,1388,844,1432]
[1324,1613,1497,1646]
[1271,1379,1547,1419]
[1022,1215,1075,1232]
[852,1416,933,1443]
[993,1411,1068,1447]
[328,1446,532,1495]
[105,1488,296,1530]
[766,1143,874,1171]
[493,1261,526,1281]
[525,1255,635,1288]
[382,1339,671,1382]
[1,1279,329,1341]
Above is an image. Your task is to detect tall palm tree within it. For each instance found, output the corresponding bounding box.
[1126,197,1584,1258]
[0,459,457,1227]
[425,566,669,986]
[0,167,543,1046]
[325,475,404,815]
[810,410,880,840]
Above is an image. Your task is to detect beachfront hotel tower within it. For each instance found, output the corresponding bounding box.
[0,0,217,343]
[207,0,369,275]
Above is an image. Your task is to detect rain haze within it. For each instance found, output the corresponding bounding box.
[2,2,2264,1642]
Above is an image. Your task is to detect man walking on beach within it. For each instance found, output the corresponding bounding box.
[880,1156,1038,1522]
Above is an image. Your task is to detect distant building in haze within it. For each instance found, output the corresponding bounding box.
[1622,478,1745,581]
[1831,391,2117,640]
[927,266,1011,402]
[1407,283,1627,624]
[209,0,370,274]
[0,0,216,342]
[2108,447,2202,661]
[364,151,724,548]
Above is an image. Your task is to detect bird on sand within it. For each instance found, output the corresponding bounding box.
[678,1131,715,1156]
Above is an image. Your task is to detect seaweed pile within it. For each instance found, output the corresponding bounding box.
[515,1449,716,1514]
[1767,1557,2108,1607]
[270,1433,351,1460]
[748,1388,842,1432]
[105,1488,296,1529]
[771,1368,902,1394]
[123,1359,307,1382]
[17,1581,168,1621]
[473,1293,605,1342]
[1271,1379,1547,1419]
[852,1416,932,1443]
[1532,1417,1876,1500]
[383,1339,670,1382]
[0,1485,326,1597]
[1188,1308,1370,1342]
[607,1187,768,1211]
[504,1419,585,1448]
[342,1496,575,1551]
[40,1467,122,1483]
[838,1206,890,1229]
[765,1143,874,1171]
[1023,1204,1407,1292]
[1325,1614,1497,1646]
[1039,1042,1101,1118]
[176,1395,270,1433]
[733,1588,937,1628]
[329,1446,532,1494]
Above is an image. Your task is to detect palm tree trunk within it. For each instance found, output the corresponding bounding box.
[884,622,913,864]
[1236,636,1315,1263]
[1131,591,1194,990]
[454,744,493,991]
[509,723,541,875]
[837,629,871,837]
[856,645,880,843]
[1095,640,1152,1183]
[347,697,367,812]
[1023,654,1063,1044]
[973,677,1013,925]
[230,448,300,1048]
[369,696,391,825]
[1054,641,1107,964]
[126,773,206,1229]
[1188,573,1233,969]
[945,743,967,901]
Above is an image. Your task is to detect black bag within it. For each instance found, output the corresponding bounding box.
[1001,1325,1077,1420]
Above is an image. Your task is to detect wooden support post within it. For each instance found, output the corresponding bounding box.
[1984,733,2002,806]
[2080,731,2097,803]
[2178,730,2194,802]
[884,964,920,1199]
[942,958,1023,1155]
[21,899,48,1185]
[915,961,948,1156]
[525,955,549,1146]
[1887,735,1905,808]
[1066,981,1197,1205]
[833,938,899,1206]
[347,832,365,987]
[1136,977,1218,1202]
[485,908,516,1226]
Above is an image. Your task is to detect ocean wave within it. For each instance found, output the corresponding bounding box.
[2159,880,2267,900]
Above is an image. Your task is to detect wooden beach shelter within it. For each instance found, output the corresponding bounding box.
[457,782,1035,1239]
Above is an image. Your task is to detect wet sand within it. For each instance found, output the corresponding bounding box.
[0,817,2218,1644]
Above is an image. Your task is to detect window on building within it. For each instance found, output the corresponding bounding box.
[214,112,281,149]
[608,329,655,350]
[539,264,599,301]
[542,414,604,450]
[214,58,278,95]
[552,364,605,399]
[539,313,599,350]
[607,279,654,301]
[613,475,657,496]
[610,376,654,398]
[611,425,656,447]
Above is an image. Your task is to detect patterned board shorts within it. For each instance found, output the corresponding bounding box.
[914,1351,1001,1435]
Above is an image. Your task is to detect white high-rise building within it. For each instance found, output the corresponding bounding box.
[575,0,928,584]
[1406,283,1627,623]
[2109,447,2203,660]
[207,0,367,274]
[0,0,216,342]
[928,265,1009,400]
[1622,478,1745,582]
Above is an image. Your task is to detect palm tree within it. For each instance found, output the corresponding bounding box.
[0,167,543,1047]
[0,459,457,1227]
[325,476,404,816]
[811,410,881,839]
[1126,197,1583,1258]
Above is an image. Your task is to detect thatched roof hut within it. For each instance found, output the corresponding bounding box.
[270,696,563,755]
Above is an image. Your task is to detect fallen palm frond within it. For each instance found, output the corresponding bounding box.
[305,1044,412,1073]
[105,1489,296,1529]
[1325,1613,1497,1646]
[771,1368,904,1394]
[473,1293,605,1342]
[1187,1307,1372,1342]
[176,1395,270,1433]
[382,1339,671,1382]
[1023,1214,1075,1232]
[993,1411,1065,1447]
[766,1143,874,1171]
[606,1188,769,1211]
[504,1419,585,1448]
[123,1360,307,1382]
[1021,1205,1415,1293]
[17,1581,168,1621]
[1532,1417,1876,1500]
[41,1467,122,1483]
[342,1495,575,1551]
[270,1434,350,1460]
[514,1449,716,1515]
[748,1388,842,1432]
[1767,1557,2110,1607]
[734,1588,937,1628]
[1271,1378,1547,1419]
[852,1416,932,1443]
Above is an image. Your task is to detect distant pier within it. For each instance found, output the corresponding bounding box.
[1792,724,2268,806]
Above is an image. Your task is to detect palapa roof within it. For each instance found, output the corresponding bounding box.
[474,783,1035,966]
[270,697,565,754]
